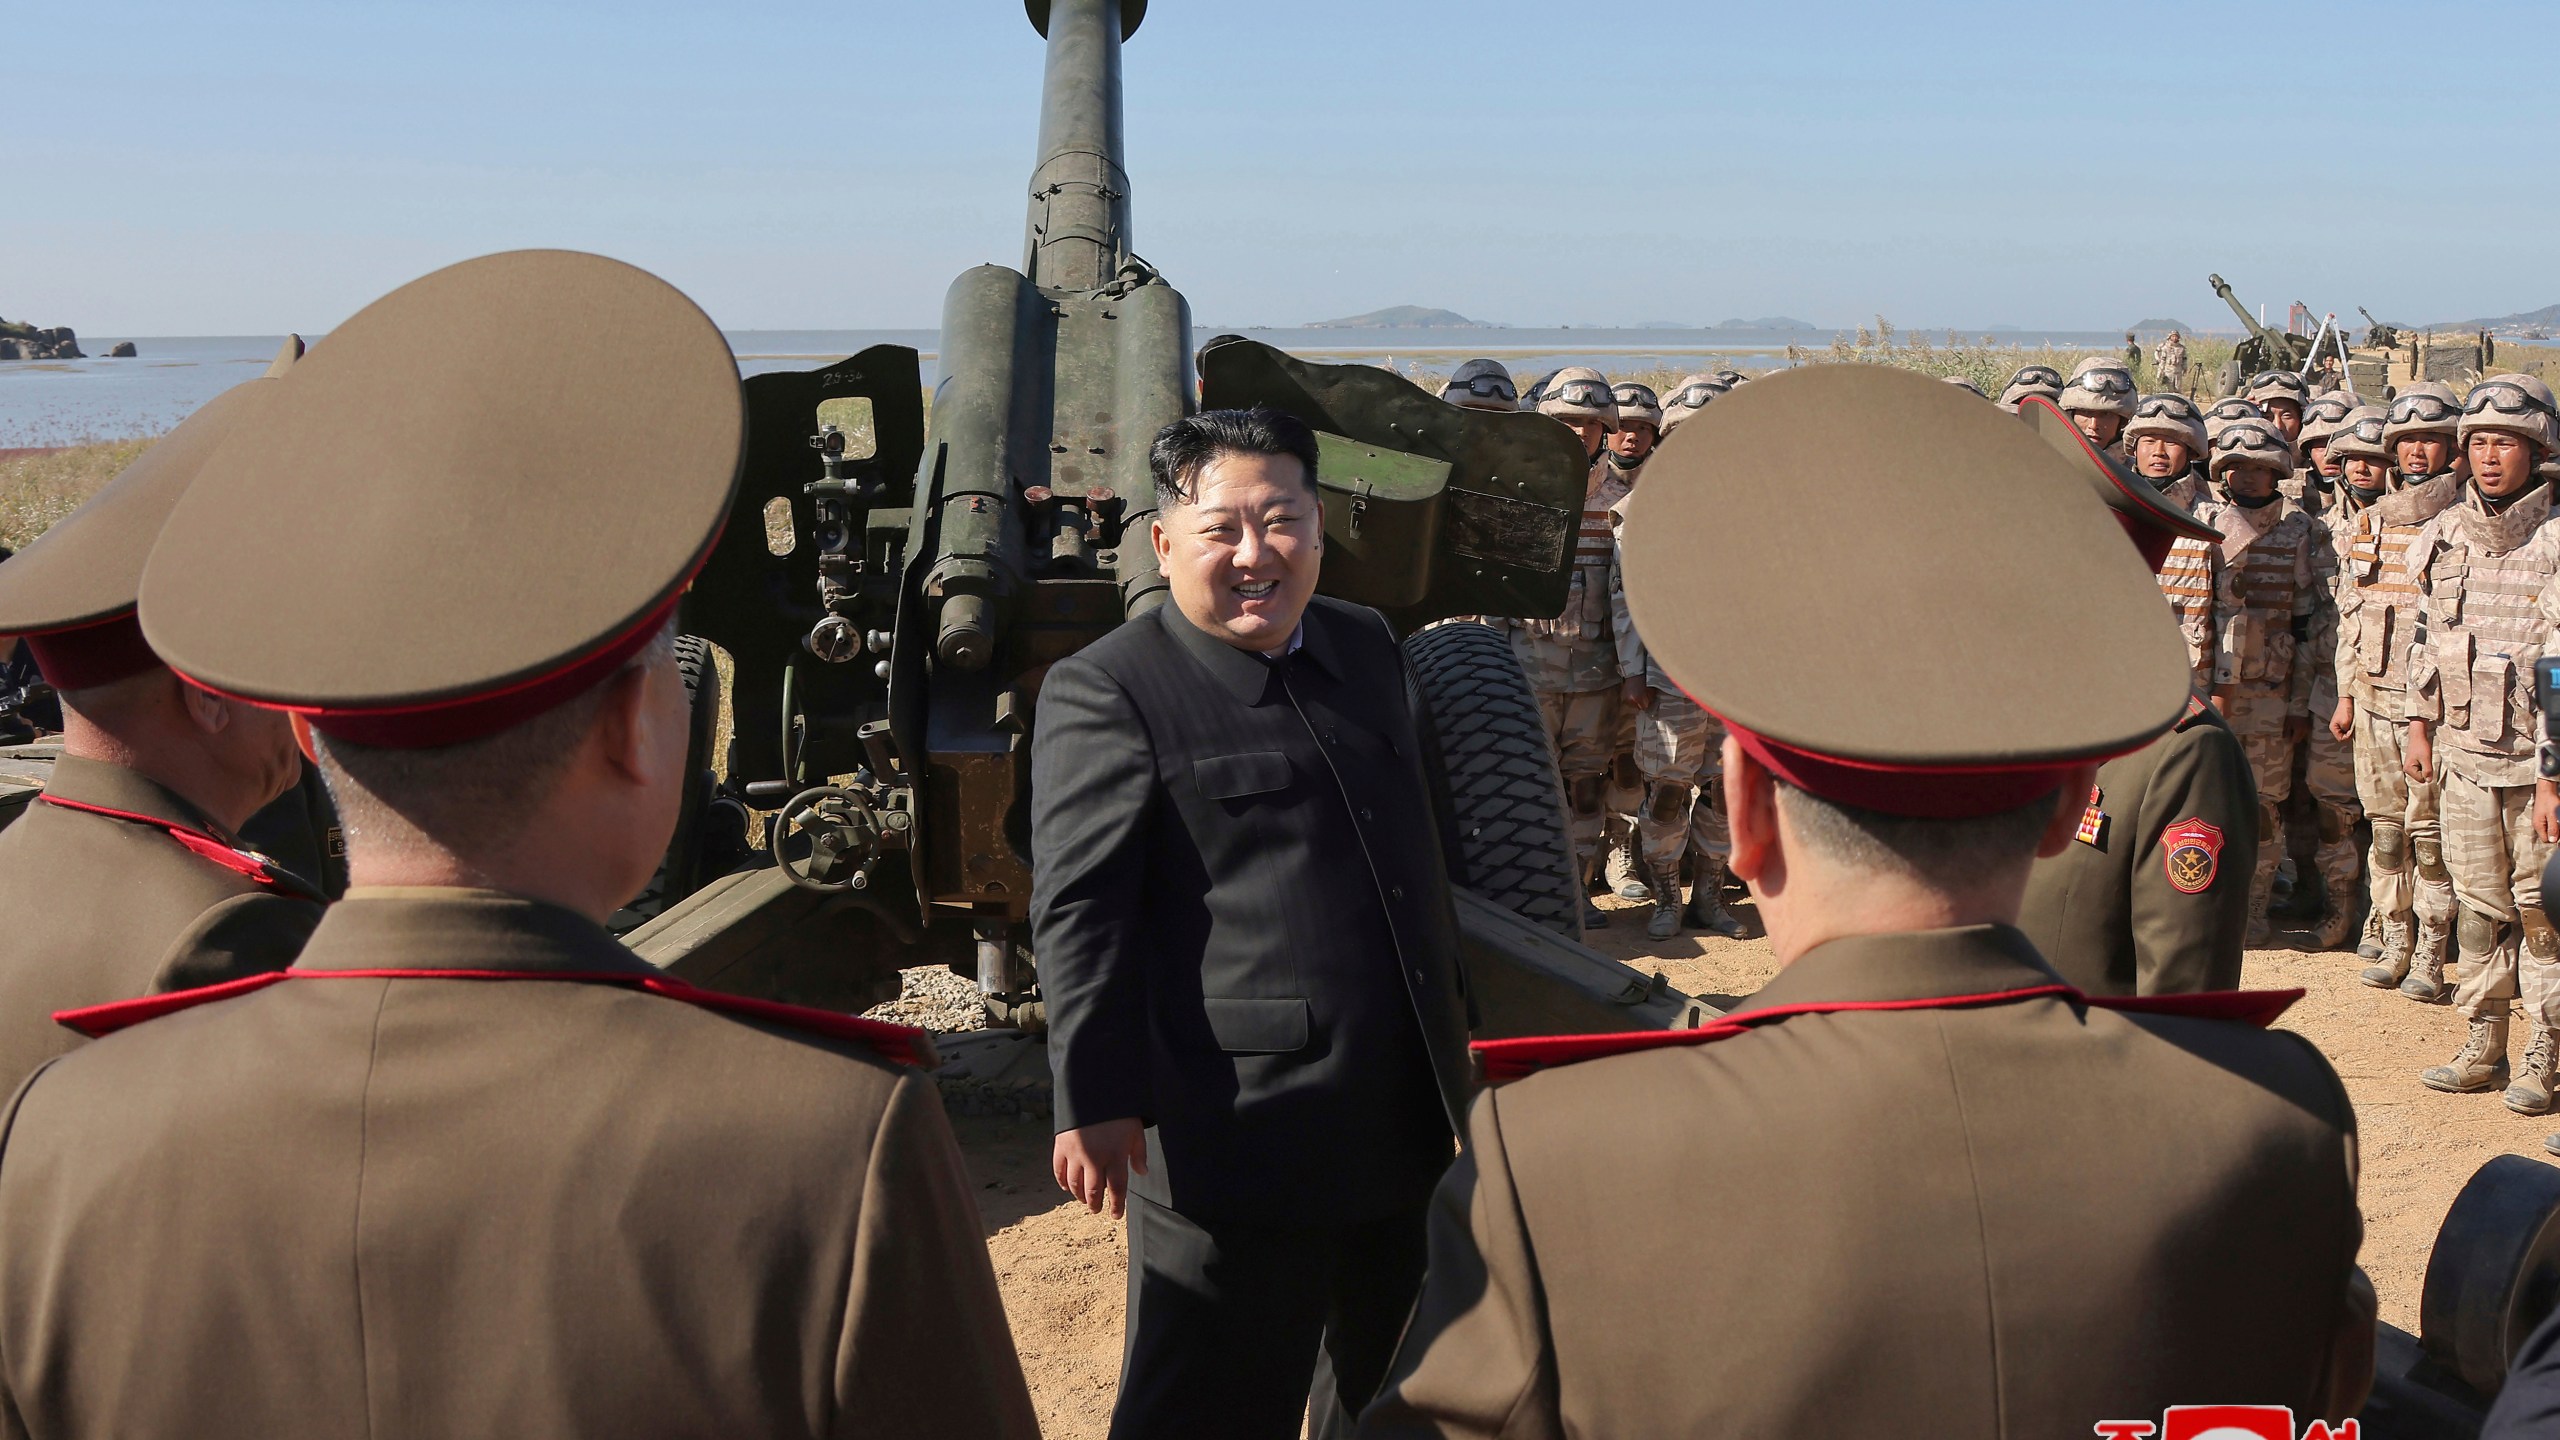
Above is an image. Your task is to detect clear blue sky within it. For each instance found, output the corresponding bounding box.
[9,0,2553,335]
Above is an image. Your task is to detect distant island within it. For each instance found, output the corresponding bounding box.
[1305,305,1492,329]
[2128,318,2198,337]
[1711,317,1819,332]
[0,317,85,361]
[2437,302,2560,333]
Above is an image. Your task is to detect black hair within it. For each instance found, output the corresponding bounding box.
[1148,406,1320,510]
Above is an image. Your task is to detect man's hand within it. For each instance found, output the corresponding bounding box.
[2329,696,2355,743]
[1054,1118,1148,1220]
[1621,678,1651,712]
[2406,720,2433,784]
[2537,780,2560,845]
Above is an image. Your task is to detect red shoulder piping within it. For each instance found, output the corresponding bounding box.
[1471,983,2304,1084]
[35,794,317,900]
[54,967,938,1068]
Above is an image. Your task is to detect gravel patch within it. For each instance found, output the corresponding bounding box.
[863,964,988,1034]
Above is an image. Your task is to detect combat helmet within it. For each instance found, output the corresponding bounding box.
[1711,369,1749,389]
[2209,418,2296,482]
[1611,381,1663,433]
[2125,392,2209,457]
[1439,358,1519,414]
[2383,381,2463,449]
[2459,373,2560,454]
[2298,389,2360,451]
[2203,396,2265,446]
[1997,364,2065,412]
[2329,406,2390,466]
[2243,370,2311,413]
[1536,366,1619,427]
[1659,372,1726,433]
[2058,357,2137,417]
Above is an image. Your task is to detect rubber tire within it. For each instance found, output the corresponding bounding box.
[1403,621,1583,940]
[629,635,724,922]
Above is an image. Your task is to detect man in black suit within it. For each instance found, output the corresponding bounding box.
[1031,407,1473,1440]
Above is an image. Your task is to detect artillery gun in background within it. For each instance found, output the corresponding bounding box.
[623,0,1705,1046]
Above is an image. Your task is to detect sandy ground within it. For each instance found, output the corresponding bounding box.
[954,892,2560,1436]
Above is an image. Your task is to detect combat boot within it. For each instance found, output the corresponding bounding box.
[2401,918,2451,1003]
[2312,871,2362,950]
[2360,914,2414,989]
[1645,900,1682,940]
[1684,862,1750,940]
[1582,899,1610,931]
[2357,904,2387,960]
[2421,1013,2510,1094]
[2507,1028,2558,1116]
[2244,889,2273,948]
[1607,844,1651,904]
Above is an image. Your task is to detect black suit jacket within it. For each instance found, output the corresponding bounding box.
[1030,596,1472,1224]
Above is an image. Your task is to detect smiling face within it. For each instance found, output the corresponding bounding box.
[1150,450,1324,653]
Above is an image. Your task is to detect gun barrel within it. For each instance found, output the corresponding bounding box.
[1022,0,1136,292]
[2210,275,2267,337]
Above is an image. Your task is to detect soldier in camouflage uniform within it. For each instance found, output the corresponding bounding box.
[2387,382,2469,488]
[2245,370,2310,453]
[2198,418,2324,944]
[2270,386,2369,946]
[1996,364,2063,414]
[2154,330,2191,395]
[1438,357,1518,414]
[2127,393,2219,691]
[1610,510,1747,942]
[2204,396,2267,451]
[1597,382,1663,905]
[2403,374,2560,1110]
[2327,405,2460,992]
[1658,374,1725,435]
[2058,357,2138,453]
[1505,367,1623,926]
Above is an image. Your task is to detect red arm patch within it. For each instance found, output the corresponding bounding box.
[2161,816,2225,894]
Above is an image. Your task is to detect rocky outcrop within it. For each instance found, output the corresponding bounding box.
[106,342,136,358]
[0,321,83,360]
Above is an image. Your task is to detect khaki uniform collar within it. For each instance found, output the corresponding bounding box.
[2457,481,2553,556]
[291,887,651,977]
[1734,923,2062,1015]
[43,754,232,842]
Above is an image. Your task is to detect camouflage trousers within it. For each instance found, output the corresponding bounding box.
[2222,688,2302,916]
[1538,685,1625,874]
[1602,700,1643,879]
[2350,705,2452,928]
[2439,764,2560,1029]
[2287,698,2363,900]
[1631,685,1732,889]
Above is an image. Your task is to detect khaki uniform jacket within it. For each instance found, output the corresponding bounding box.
[0,755,319,1096]
[1361,925,2370,1439]
[0,888,1037,1440]
[2019,696,2257,995]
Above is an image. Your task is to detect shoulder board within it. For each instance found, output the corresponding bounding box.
[55,967,939,1068]
[2173,694,2213,731]
[1471,984,2302,1085]
[36,794,322,902]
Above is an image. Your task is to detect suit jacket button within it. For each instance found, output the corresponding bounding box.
[1360,807,1374,821]
[1390,884,1405,901]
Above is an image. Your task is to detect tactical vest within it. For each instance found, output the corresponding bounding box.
[2156,475,2218,688]
[2410,484,2560,785]
[2336,476,2457,716]
[2207,499,2317,694]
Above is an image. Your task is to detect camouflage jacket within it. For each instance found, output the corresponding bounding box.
[2196,494,2321,714]
[1508,459,1631,694]
[2331,475,2458,719]
[2407,484,2560,786]
[2155,474,2220,693]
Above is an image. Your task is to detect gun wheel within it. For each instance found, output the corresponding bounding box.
[1404,620,1583,942]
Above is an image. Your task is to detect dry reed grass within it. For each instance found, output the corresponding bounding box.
[0,439,150,552]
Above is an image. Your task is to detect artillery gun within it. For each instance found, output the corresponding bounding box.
[626,0,1705,1043]
[2207,274,2317,395]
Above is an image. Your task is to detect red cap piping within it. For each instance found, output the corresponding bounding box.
[17,610,162,691]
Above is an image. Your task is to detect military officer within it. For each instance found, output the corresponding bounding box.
[2125,393,2218,691]
[2387,382,2469,487]
[2327,405,2459,994]
[1506,367,1623,923]
[2058,356,2138,452]
[1438,358,1518,414]
[0,358,321,1097]
[2199,418,2325,944]
[2015,398,2254,994]
[0,252,1038,1438]
[1657,372,1725,435]
[1360,366,2371,1437]
[2404,373,2560,1113]
[1996,363,2064,413]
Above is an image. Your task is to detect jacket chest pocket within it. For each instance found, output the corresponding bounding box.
[2442,632,2475,729]
[2492,647,2542,746]
[1193,751,1294,807]
[2357,606,2394,676]
[2432,553,2469,625]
